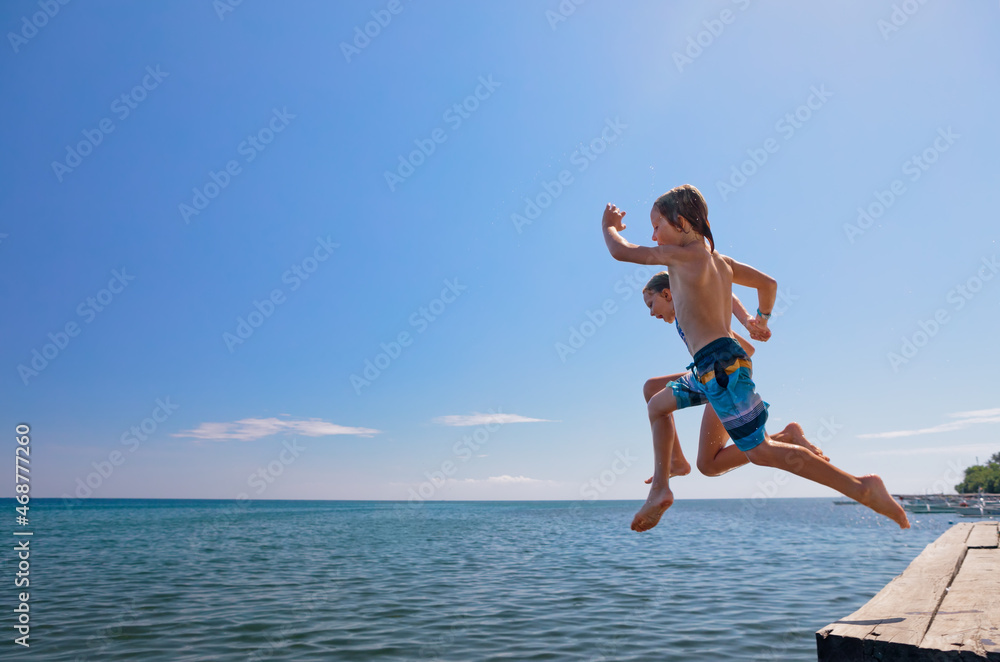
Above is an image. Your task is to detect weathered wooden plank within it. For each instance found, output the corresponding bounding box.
[817,523,974,661]
[919,548,1000,660]
[966,522,999,549]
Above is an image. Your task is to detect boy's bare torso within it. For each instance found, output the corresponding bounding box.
[670,246,734,356]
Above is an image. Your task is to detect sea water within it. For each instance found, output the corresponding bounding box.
[1,498,956,661]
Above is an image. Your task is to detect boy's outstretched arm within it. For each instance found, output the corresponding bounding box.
[602,204,685,267]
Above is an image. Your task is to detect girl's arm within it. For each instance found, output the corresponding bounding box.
[731,294,752,330]
[730,329,755,358]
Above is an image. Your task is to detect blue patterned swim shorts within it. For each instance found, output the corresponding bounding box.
[666,336,769,451]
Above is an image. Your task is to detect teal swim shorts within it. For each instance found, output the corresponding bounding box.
[665,372,710,410]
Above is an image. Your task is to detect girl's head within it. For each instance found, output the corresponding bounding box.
[642,271,675,323]
[651,184,715,252]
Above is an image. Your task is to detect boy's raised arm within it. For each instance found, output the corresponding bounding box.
[733,294,770,341]
[724,256,777,333]
[602,203,683,266]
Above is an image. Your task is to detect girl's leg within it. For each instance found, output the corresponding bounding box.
[632,387,680,532]
[646,414,829,480]
[642,375,681,401]
[771,422,829,461]
[643,374,691,477]
[744,437,909,528]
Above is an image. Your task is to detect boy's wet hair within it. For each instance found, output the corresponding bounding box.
[654,184,716,252]
[643,271,671,294]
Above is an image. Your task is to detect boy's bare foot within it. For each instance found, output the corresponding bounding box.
[631,484,674,532]
[775,422,829,461]
[857,474,910,529]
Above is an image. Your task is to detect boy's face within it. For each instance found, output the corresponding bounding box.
[649,205,689,246]
[650,207,680,246]
[643,289,675,323]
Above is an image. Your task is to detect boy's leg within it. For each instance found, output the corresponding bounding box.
[644,374,691,477]
[743,437,909,528]
[696,338,906,526]
[696,405,748,476]
[632,387,681,532]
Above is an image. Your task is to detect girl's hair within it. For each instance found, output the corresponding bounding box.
[653,184,715,252]
[643,271,671,294]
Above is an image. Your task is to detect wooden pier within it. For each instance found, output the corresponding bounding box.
[817,521,1000,661]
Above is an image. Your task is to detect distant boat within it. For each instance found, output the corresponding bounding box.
[957,508,998,518]
[833,500,858,505]
[956,498,1000,518]
[892,494,1000,515]
[899,496,963,513]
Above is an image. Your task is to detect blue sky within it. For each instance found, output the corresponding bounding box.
[2,1,998,503]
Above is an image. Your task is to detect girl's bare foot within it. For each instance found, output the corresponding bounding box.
[645,456,691,483]
[671,455,691,477]
[775,422,829,461]
[631,483,674,532]
[646,423,826,482]
[857,474,910,529]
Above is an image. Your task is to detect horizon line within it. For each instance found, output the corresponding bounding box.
[4,495,976,502]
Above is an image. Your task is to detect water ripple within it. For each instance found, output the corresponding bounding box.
[0,498,954,661]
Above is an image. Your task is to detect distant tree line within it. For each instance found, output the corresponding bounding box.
[955,451,1000,493]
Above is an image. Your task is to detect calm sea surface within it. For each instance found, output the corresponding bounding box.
[1,498,963,661]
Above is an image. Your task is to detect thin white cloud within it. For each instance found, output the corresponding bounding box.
[951,408,1000,419]
[858,409,1000,439]
[173,417,379,441]
[448,475,557,485]
[432,412,555,427]
[865,444,997,457]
